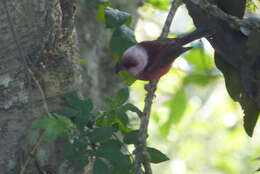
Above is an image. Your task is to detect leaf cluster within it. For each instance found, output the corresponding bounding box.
[96,1,137,85]
[32,88,169,173]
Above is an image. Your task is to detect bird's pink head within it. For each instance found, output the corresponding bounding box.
[115,45,148,78]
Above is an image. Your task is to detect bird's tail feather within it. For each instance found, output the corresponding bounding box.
[177,28,215,45]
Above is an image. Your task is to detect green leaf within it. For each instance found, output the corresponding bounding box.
[96,140,123,163]
[184,74,220,87]
[94,158,111,174]
[114,88,129,106]
[65,94,93,114]
[89,127,114,143]
[145,0,170,11]
[147,147,170,164]
[65,94,83,110]
[185,48,215,72]
[106,88,129,108]
[54,107,78,118]
[123,103,143,118]
[118,71,136,86]
[160,89,187,136]
[32,116,74,142]
[109,25,136,55]
[96,2,112,23]
[111,155,133,174]
[105,7,131,28]
[115,108,129,126]
[63,141,89,168]
[123,130,139,144]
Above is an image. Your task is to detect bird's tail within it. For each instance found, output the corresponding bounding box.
[176,28,215,45]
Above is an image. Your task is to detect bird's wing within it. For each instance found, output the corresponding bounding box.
[146,40,191,74]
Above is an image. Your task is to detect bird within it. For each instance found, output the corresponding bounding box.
[115,28,214,81]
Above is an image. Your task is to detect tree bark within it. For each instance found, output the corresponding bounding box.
[0,0,138,173]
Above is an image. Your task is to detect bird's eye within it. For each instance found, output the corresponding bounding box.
[124,60,137,68]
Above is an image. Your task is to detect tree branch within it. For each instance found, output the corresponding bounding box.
[134,1,183,174]
[184,0,260,32]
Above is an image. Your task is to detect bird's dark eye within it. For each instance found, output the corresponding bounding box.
[124,60,137,68]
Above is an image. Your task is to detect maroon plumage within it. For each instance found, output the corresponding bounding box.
[115,28,213,81]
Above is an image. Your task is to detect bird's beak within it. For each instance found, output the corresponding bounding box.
[114,61,124,74]
[182,46,193,53]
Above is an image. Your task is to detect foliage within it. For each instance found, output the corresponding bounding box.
[32,88,169,172]
[96,1,137,85]
[145,0,170,11]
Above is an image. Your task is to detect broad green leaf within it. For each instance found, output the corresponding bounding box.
[113,120,133,133]
[111,155,133,174]
[82,98,94,114]
[184,73,220,87]
[63,141,89,168]
[147,147,169,163]
[106,88,129,108]
[65,94,83,110]
[123,130,139,144]
[94,158,111,174]
[109,25,136,55]
[145,0,170,11]
[54,107,78,118]
[32,116,55,129]
[115,108,129,126]
[185,48,215,72]
[123,103,143,118]
[105,7,131,28]
[96,140,123,163]
[75,112,94,130]
[89,127,114,143]
[114,88,129,106]
[160,89,187,136]
[96,2,112,23]
[118,71,136,86]
[33,116,74,142]
[65,94,93,113]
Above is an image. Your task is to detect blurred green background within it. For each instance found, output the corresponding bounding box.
[129,1,260,173]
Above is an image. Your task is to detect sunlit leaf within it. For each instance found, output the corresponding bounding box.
[160,89,187,135]
[145,0,170,11]
[185,48,215,72]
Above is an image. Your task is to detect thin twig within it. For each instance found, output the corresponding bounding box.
[160,0,183,39]
[19,133,44,174]
[134,1,183,174]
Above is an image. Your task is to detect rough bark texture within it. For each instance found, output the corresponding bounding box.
[75,0,138,109]
[0,0,138,173]
[0,0,82,173]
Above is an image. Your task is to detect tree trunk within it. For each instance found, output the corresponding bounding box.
[0,0,138,173]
